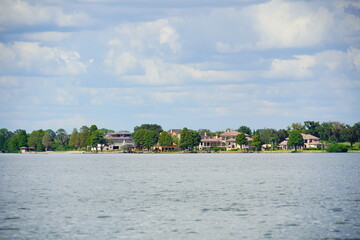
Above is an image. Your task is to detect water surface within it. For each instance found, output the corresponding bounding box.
[0,153,359,239]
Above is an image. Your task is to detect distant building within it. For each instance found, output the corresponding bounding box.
[278,133,322,150]
[103,131,134,150]
[20,147,35,153]
[199,129,252,151]
[219,130,252,150]
[168,129,181,138]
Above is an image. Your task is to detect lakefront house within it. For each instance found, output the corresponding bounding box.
[103,131,135,150]
[278,133,322,150]
[199,129,253,151]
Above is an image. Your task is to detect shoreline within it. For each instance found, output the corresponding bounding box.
[6,150,360,154]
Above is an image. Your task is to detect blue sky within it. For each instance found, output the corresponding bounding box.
[0,0,359,133]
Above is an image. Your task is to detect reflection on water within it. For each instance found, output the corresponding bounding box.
[0,153,359,239]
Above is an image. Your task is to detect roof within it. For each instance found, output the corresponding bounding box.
[220,130,250,137]
[201,137,222,143]
[108,131,131,135]
[279,140,288,145]
[301,133,320,140]
[168,129,181,134]
[220,131,241,137]
[104,136,132,140]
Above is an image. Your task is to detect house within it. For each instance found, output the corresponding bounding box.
[20,147,35,153]
[278,133,321,150]
[152,145,177,151]
[168,129,181,138]
[103,131,135,150]
[219,130,252,150]
[302,133,321,149]
[199,129,252,151]
[199,136,223,151]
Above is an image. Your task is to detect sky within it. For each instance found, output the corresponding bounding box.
[0,0,359,133]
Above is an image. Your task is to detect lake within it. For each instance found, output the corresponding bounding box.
[0,153,359,239]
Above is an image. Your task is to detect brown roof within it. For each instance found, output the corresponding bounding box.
[220,130,250,137]
[301,133,320,140]
[201,137,222,143]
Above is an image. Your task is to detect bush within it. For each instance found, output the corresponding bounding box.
[326,143,348,153]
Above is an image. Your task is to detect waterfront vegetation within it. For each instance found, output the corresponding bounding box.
[0,121,359,153]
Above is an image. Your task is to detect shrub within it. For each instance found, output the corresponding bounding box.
[326,143,348,153]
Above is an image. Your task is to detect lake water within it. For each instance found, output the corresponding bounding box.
[0,153,359,239]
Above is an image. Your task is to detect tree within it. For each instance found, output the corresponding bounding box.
[235,133,248,150]
[255,128,278,144]
[287,130,304,151]
[55,129,69,147]
[179,128,201,151]
[79,126,89,148]
[277,129,288,142]
[69,128,80,149]
[6,130,28,153]
[198,129,213,137]
[0,128,13,152]
[288,122,305,132]
[158,131,173,146]
[134,124,163,134]
[42,131,53,151]
[99,128,114,135]
[28,130,45,151]
[353,122,360,149]
[251,134,262,151]
[317,122,332,141]
[237,126,252,136]
[304,121,320,137]
[88,129,105,152]
[133,129,158,151]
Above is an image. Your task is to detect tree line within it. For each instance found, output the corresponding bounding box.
[0,121,359,153]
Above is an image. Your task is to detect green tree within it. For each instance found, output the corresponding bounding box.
[287,130,304,151]
[304,121,320,137]
[352,122,360,149]
[251,134,262,151]
[6,130,28,153]
[42,131,53,151]
[99,128,114,135]
[0,128,13,152]
[288,122,305,132]
[134,124,163,134]
[69,128,80,149]
[255,128,278,144]
[237,126,252,136]
[88,129,105,152]
[179,128,201,151]
[158,131,173,146]
[198,129,213,137]
[79,126,89,148]
[235,133,248,150]
[55,128,69,147]
[317,122,332,141]
[28,130,45,151]
[277,129,288,142]
[133,129,158,151]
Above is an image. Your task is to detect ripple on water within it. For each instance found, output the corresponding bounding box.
[330,208,343,212]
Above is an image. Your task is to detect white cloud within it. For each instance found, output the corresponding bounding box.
[266,48,360,80]
[0,42,87,76]
[214,0,360,52]
[0,0,92,29]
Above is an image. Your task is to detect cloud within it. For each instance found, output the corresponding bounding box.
[0,42,87,76]
[215,0,360,52]
[0,0,92,29]
[23,32,73,42]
